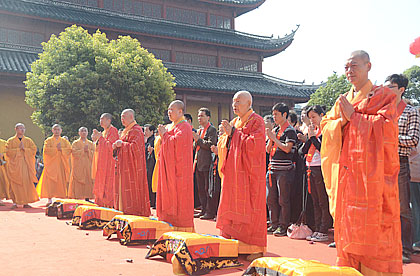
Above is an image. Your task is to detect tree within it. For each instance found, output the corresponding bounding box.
[308,73,351,111]
[25,25,175,140]
[403,65,420,105]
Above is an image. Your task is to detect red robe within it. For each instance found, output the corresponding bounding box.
[115,122,151,216]
[216,110,267,249]
[93,125,118,207]
[156,119,194,229]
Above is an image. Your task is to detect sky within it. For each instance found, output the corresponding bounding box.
[235,0,420,85]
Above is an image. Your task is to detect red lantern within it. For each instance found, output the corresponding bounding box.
[409,36,420,58]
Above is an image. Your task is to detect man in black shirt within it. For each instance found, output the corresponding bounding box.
[144,124,156,208]
[266,103,298,236]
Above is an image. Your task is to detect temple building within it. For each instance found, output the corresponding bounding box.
[0,0,317,146]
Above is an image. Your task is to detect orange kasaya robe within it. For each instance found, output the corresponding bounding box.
[68,138,95,199]
[5,136,39,205]
[92,125,118,208]
[216,109,267,254]
[156,117,194,231]
[0,139,11,200]
[321,80,403,274]
[37,136,71,198]
[114,122,151,216]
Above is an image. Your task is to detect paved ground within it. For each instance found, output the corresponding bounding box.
[0,199,419,276]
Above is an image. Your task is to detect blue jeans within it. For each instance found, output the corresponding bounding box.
[398,157,413,254]
[410,181,420,247]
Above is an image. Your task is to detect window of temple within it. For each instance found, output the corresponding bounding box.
[176,52,216,67]
[103,0,162,18]
[166,7,206,26]
[148,48,170,61]
[0,28,44,47]
[221,57,258,71]
[210,14,231,29]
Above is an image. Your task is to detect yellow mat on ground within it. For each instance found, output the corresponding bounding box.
[146,231,242,275]
[45,199,96,218]
[72,205,123,229]
[242,257,363,276]
[103,215,174,245]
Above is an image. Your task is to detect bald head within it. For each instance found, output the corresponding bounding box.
[345,50,371,91]
[15,123,26,137]
[79,126,88,139]
[232,90,253,118]
[100,113,112,129]
[168,100,185,123]
[121,109,135,127]
[52,124,62,137]
[350,50,370,63]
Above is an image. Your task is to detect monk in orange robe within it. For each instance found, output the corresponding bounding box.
[68,127,95,199]
[111,109,150,216]
[5,123,39,209]
[0,136,10,205]
[156,100,194,232]
[91,113,119,208]
[321,51,403,275]
[37,124,71,205]
[217,91,267,261]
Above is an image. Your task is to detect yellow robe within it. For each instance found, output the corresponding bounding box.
[37,136,71,198]
[0,139,11,199]
[68,138,94,199]
[5,136,39,204]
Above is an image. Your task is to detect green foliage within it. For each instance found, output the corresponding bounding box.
[308,73,351,111]
[403,65,420,105]
[25,25,175,139]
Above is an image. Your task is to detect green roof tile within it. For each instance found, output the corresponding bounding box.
[0,0,294,55]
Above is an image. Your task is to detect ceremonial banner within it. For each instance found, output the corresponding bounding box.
[72,206,122,229]
[146,231,241,275]
[103,215,173,245]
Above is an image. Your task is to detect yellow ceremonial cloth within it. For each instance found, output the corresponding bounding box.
[0,139,10,199]
[5,136,39,204]
[37,136,71,198]
[320,80,372,219]
[68,138,95,199]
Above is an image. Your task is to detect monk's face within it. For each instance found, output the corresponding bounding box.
[272,110,287,126]
[385,81,404,98]
[100,116,111,129]
[15,125,25,136]
[307,110,323,128]
[197,111,210,127]
[345,55,371,87]
[52,126,62,137]
[168,103,183,122]
[121,112,134,127]
[79,128,88,139]
[232,95,251,117]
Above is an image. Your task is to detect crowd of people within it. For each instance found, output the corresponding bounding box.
[0,50,419,275]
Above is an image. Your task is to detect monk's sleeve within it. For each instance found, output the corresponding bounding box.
[5,140,17,160]
[62,140,72,157]
[43,139,57,157]
[71,142,82,160]
[24,139,37,161]
[88,142,94,161]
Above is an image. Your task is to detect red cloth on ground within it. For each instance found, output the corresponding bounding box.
[93,126,118,207]
[115,124,151,216]
[216,112,267,248]
[156,120,194,228]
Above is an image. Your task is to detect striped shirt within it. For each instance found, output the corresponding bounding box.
[398,104,420,156]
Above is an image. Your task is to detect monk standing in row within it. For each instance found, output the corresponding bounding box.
[37,124,71,205]
[321,51,403,275]
[217,91,267,261]
[113,109,150,216]
[5,123,39,209]
[92,113,119,207]
[156,100,194,232]
[68,127,95,200]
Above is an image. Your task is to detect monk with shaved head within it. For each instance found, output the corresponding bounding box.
[217,90,267,261]
[321,51,404,275]
[91,113,119,208]
[37,124,72,205]
[5,123,39,209]
[68,127,95,200]
[112,109,150,216]
[155,100,194,231]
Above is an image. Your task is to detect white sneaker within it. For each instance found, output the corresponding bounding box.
[311,232,329,242]
[306,232,318,241]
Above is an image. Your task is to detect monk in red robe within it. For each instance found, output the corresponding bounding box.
[156,100,194,232]
[91,113,119,208]
[112,109,150,216]
[321,51,403,275]
[217,91,267,261]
